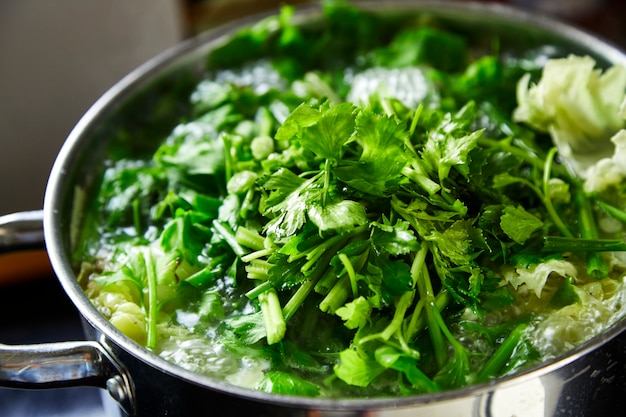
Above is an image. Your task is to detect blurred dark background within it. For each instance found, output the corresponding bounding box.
[0,0,624,217]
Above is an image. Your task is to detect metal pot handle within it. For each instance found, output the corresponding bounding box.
[0,210,136,416]
[0,340,135,416]
[0,209,46,252]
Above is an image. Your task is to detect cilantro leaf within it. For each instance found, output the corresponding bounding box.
[256,371,321,396]
[500,205,544,245]
[370,217,420,256]
[420,103,484,183]
[335,108,411,196]
[334,347,386,387]
[276,102,356,160]
[307,198,368,233]
[262,168,322,238]
[374,346,440,392]
[335,296,372,329]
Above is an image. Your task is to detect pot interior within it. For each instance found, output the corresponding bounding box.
[43,0,626,411]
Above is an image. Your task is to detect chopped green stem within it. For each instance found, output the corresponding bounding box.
[408,104,424,138]
[438,188,456,207]
[357,325,420,359]
[322,159,332,207]
[543,147,574,238]
[402,164,441,195]
[381,290,415,340]
[395,328,421,359]
[417,257,447,369]
[235,226,266,251]
[407,288,452,337]
[241,248,275,262]
[405,297,426,341]
[289,227,361,264]
[352,248,370,273]
[575,189,601,238]
[301,237,343,272]
[245,259,273,280]
[258,288,286,344]
[596,199,626,224]
[338,253,359,298]
[404,244,430,340]
[430,298,471,386]
[184,265,217,287]
[406,366,441,393]
[542,236,626,253]
[476,323,527,382]
[240,188,257,219]
[283,251,334,320]
[574,189,609,279]
[300,228,368,272]
[144,249,158,350]
[430,301,465,354]
[221,133,234,182]
[406,290,450,342]
[245,280,273,299]
[319,274,351,314]
[213,221,246,257]
[315,268,339,295]
[589,253,610,281]
[132,198,142,235]
[283,273,322,321]
[409,244,429,286]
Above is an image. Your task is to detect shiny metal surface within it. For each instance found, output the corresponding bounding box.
[79,320,626,417]
[0,210,45,253]
[1,1,625,416]
[0,340,134,415]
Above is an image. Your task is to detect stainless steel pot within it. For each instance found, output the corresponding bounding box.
[2,2,626,416]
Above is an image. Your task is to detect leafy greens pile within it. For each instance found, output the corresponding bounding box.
[77,1,626,398]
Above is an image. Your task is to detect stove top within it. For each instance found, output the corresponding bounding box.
[0,276,113,417]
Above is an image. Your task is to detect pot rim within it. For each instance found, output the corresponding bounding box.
[43,0,626,410]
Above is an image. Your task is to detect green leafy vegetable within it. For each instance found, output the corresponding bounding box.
[513,54,626,175]
[77,1,626,399]
[500,205,544,244]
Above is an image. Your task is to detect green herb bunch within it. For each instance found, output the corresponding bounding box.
[78,1,626,398]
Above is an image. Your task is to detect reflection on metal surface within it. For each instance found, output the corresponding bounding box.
[0,210,44,252]
[486,378,547,417]
[0,341,135,416]
[512,0,605,18]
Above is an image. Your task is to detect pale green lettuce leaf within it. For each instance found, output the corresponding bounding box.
[503,259,578,298]
[583,129,626,193]
[513,55,626,174]
[526,278,626,359]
